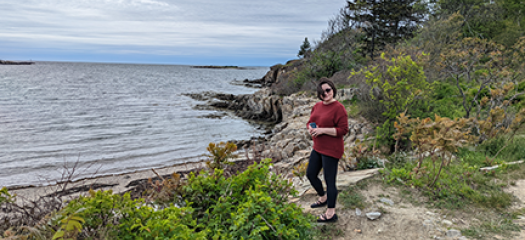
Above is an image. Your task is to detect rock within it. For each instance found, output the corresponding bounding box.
[336,168,381,189]
[366,212,382,220]
[337,88,357,101]
[379,197,394,206]
[441,219,453,226]
[446,229,461,238]
[423,219,435,231]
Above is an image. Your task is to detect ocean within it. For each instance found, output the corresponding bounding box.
[0,61,269,188]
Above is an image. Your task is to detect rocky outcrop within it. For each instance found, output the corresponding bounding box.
[260,60,305,88]
[185,88,283,123]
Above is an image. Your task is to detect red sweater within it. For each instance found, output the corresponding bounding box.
[307,101,349,159]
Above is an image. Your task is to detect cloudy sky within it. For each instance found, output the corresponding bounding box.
[0,0,347,66]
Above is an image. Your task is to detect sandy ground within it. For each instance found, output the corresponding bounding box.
[9,160,208,202]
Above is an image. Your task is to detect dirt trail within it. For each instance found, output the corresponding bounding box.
[293,177,525,240]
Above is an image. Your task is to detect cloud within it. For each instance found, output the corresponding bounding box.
[0,0,347,65]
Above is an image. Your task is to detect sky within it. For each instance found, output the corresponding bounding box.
[0,0,347,66]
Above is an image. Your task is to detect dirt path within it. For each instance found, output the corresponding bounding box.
[505,179,525,240]
[293,175,525,240]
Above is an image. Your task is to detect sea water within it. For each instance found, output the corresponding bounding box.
[0,61,269,187]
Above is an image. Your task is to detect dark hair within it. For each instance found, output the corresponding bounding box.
[316,77,337,101]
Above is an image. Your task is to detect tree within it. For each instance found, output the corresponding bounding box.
[343,0,427,60]
[297,37,311,58]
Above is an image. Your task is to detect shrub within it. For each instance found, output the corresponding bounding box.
[52,190,142,239]
[183,159,314,240]
[204,142,239,170]
[352,53,433,148]
[42,159,314,239]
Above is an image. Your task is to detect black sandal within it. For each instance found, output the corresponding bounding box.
[317,213,338,223]
[310,199,328,208]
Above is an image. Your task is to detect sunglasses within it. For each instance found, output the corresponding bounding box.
[321,88,332,96]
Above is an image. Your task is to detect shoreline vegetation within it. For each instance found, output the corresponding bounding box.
[0,60,35,65]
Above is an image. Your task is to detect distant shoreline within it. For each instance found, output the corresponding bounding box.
[0,60,35,65]
[192,65,246,70]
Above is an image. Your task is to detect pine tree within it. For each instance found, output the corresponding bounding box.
[344,0,426,60]
[297,37,311,58]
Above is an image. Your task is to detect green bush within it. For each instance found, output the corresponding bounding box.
[53,190,143,238]
[46,159,314,239]
[478,136,525,162]
[118,206,207,240]
[184,159,314,240]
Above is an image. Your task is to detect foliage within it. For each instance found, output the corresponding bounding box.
[339,185,367,210]
[27,159,314,240]
[342,139,380,170]
[117,206,207,240]
[52,212,85,240]
[0,187,14,204]
[52,190,143,239]
[182,158,314,239]
[204,142,239,170]
[394,113,474,187]
[479,135,525,162]
[290,28,366,93]
[352,53,432,147]
[425,80,465,119]
[298,37,311,58]
[144,172,184,206]
[292,161,309,181]
[344,0,427,60]
[383,111,525,209]
[435,0,524,47]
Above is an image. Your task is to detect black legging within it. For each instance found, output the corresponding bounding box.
[306,149,339,208]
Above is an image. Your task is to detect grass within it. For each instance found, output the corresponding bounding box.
[313,224,344,240]
[462,215,521,239]
[339,184,367,210]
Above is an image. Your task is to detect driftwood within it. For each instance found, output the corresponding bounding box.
[479,160,524,171]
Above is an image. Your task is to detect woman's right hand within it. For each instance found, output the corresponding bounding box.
[308,125,318,138]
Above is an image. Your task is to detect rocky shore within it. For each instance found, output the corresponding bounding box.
[9,62,371,199]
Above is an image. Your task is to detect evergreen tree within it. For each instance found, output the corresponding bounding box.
[297,37,311,58]
[344,0,426,60]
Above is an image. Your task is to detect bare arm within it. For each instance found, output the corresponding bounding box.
[309,127,337,137]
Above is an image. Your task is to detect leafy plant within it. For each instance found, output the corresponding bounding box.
[54,189,143,239]
[342,140,380,170]
[352,53,432,148]
[52,211,85,240]
[204,142,239,170]
[394,113,474,187]
[183,159,314,239]
[0,187,14,204]
[145,171,184,206]
[292,161,309,181]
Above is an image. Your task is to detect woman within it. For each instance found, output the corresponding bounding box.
[306,78,349,223]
